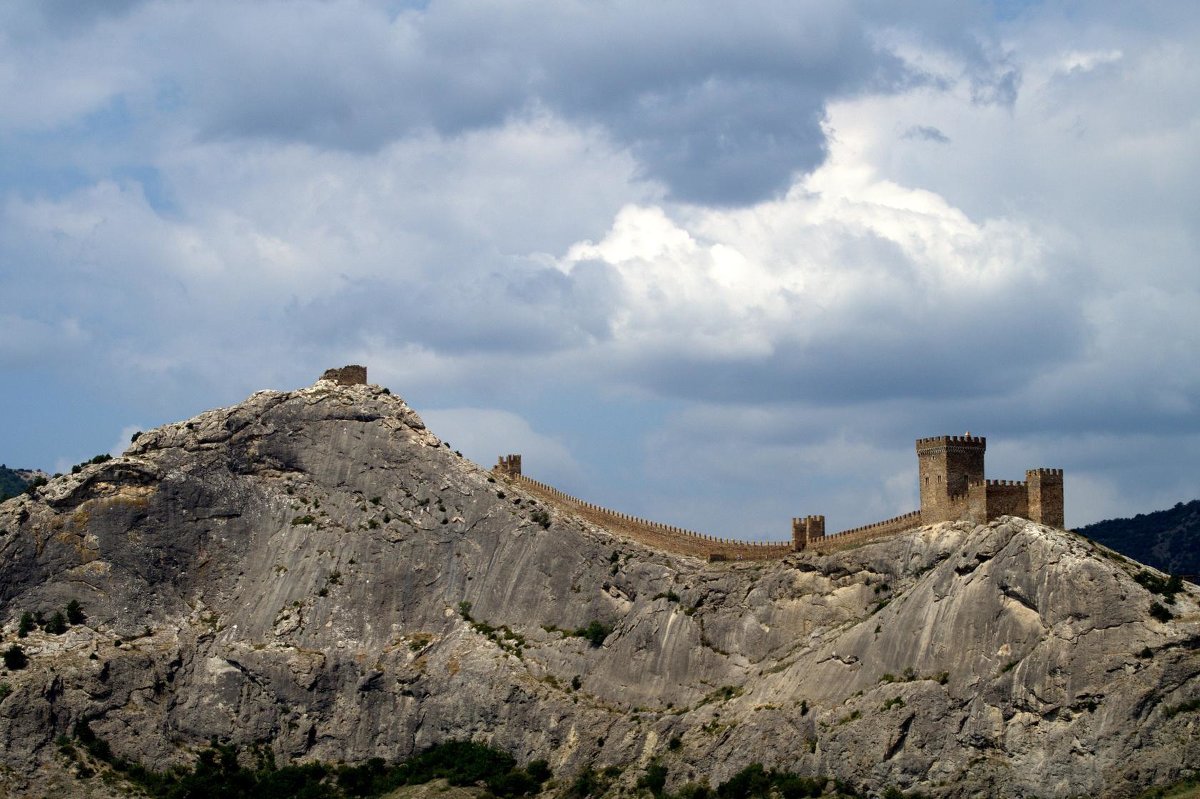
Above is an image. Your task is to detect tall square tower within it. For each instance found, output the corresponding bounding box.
[916,434,986,522]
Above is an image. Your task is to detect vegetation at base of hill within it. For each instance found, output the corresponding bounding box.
[1136,773,1200,799]
[64,729,551,799]
[1078,499,1200,577]
[596,760,926,799]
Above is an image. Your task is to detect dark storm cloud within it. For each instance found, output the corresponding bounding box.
[114,0,933,205]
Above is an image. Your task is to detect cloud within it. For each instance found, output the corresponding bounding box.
[420,408,581,487]
[1,0,1198,536]
[0,0,981,206]
[902,125,950,143]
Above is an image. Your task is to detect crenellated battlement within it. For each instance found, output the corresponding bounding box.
[490,431,1064,562]
[508,471,793,560]
[916,434,986,452]
[979,479,1027,488]
[494,454,522,479]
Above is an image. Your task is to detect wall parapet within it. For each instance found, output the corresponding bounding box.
[491,430,1063,562]
[510,474,792,560]
[916,434,986,452]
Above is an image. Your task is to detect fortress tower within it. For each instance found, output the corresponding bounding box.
[917,434,986,523]
[1026,468,1065,528]
[791,515,826,551]
[494,454,522,479]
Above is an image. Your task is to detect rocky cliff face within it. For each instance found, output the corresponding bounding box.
[0,377,1197,798]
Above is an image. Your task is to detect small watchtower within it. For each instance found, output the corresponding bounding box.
[1026,468,1065,528]
[320,365,368,385]
[791,515,826,551]
[494,454,522,479]
[917,434,986,523]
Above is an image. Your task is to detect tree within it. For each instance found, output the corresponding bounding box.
[3,645,28,670]
[43,611,68,635]
[66,600,86,625]
[17,612,34,638]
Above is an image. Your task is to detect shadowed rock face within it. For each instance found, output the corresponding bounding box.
[0,379,1197,798]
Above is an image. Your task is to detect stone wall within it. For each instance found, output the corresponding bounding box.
[807,510,924,554]
[493,430,1065,561]
[511,474,792,561]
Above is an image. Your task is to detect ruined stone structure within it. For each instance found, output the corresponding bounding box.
[494,432,1064,560]
[321,365,368,385]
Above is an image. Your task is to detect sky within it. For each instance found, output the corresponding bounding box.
[2,0,1197,540]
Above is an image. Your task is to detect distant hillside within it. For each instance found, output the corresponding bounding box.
[1077,499,1200,577]
[0,465,32,502]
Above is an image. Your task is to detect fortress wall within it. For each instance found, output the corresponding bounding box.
[809,510,923,553]
[981,479,1028,519]
[512,475,792,560]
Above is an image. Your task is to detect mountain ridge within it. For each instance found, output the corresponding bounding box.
[0,375,1197,798]
[1077,500,1200,578]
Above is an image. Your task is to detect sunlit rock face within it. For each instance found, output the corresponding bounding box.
[0,375,1196,798]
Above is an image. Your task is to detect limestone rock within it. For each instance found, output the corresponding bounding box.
[0,378,1197,798]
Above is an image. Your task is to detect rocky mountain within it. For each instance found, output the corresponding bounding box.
[1077,500,1200,578]
[0,373,1197,798]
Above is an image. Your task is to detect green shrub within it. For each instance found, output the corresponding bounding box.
[566,766,618,799]
[17,612,34,638]
[3,645,27,670]
[716,763,828,799]
[573,620,612,647]
[1135,570,1184,603]
[1149,602,1173,623]
[66,600,86,625]
[43,611,68,635]
[637,760,668,798]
